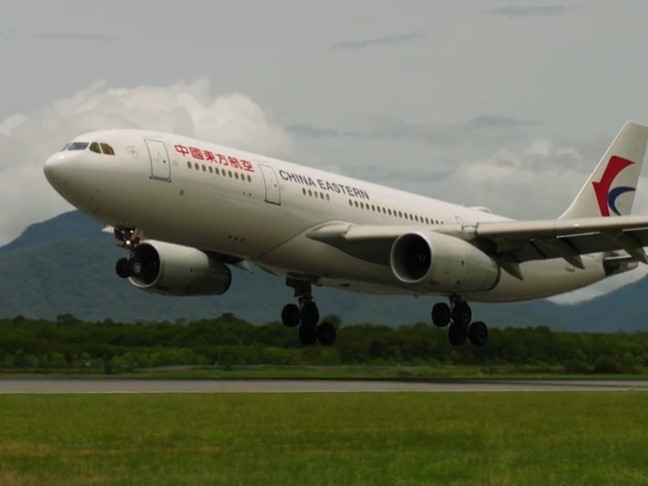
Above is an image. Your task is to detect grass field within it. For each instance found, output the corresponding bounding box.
[1,392,647,485]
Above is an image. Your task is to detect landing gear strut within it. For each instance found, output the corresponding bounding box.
[431,296,488,347]
[281,278,336,346]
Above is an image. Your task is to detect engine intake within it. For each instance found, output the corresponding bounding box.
[390,231,500,293]
[128,240,232,296]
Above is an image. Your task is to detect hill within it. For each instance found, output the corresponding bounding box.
[0,211,642,331]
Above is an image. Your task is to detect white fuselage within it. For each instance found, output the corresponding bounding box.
[43,129,610,303]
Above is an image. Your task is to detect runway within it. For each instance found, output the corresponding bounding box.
[0,378,647,394]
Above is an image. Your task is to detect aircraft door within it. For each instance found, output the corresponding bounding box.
[145,139,171,181]
[259,164,281,205]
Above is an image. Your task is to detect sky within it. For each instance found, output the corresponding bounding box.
[2,0,648,302]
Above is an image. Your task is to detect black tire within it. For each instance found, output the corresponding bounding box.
[317,322,337,346]
[468,321,488,347]
[299,324,318,346]
[448,323,467,346]
[115,258,131,278]
[281,304,300,327]
[300,302,320,327]
[431,302,451,327]
[452,302,472,327]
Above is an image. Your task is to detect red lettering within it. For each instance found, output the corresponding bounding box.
[190,147,204,160]
[203,150,215,162]
[228,156,241,169]
[241,160,254,172]
[217,153,229,166]
[174,144,190,156]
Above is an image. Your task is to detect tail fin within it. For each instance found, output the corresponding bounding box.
[559,121,648,219]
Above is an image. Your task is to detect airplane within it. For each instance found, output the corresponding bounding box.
[43,121,648,347]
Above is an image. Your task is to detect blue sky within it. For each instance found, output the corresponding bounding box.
[2,0,648,300]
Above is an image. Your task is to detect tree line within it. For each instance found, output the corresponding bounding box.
[1,313,647,374]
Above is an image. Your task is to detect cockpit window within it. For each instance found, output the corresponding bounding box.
[100,143,115,155]
[68,142,89,151]
[60,143,70,151]
[63,140,114,155]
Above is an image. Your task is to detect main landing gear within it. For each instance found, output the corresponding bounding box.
[431,297,488,347]
[281,278,336,346]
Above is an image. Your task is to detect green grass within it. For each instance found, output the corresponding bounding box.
[1,393,647,485]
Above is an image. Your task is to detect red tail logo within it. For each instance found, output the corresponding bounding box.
[592,156,635,216]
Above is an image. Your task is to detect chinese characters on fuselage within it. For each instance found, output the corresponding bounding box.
[174,144,255,173]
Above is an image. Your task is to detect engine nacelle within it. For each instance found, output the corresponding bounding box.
[390,231,500,293]
[128,240,232,296]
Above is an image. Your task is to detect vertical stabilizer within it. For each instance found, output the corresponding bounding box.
[559,121,648,219]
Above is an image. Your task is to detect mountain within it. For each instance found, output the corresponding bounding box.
[0,210,643,331]
[0,211,105,256]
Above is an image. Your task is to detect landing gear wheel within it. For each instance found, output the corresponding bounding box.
[468,321,488,347]
[299,324,318,346]
[300,302,320,327]
[448,323,468,346]
[115,258,131,278]
[317,322,337,346]
[452,302,472,327]
[281,304,301,327]
[432,303,451,327]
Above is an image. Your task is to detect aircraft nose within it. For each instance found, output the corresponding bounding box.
[43,152,74,189]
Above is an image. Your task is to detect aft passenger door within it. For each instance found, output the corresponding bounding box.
[145,139,171,181]
[259,164,281,205]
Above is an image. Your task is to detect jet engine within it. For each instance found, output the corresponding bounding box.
[390,231,500,293]
[127,240,232,296]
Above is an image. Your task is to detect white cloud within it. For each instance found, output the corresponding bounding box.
[0,114,27,136]
[0,79,294,245]
[415,138,590,219]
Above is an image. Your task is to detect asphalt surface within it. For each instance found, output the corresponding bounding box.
[0,378,647,394]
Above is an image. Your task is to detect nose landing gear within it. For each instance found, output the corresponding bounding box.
[281,278,337,346]
[113,226,143,279]
[431,297,488,347]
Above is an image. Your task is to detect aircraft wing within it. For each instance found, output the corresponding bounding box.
[451,215,648,268]
[306,215,648,272]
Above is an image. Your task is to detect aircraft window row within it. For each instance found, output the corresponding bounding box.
[301,187,331,201]
[347,199,443,224]
[62,141,115,155]
[187,161,252,183]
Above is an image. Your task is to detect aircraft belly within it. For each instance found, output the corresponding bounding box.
[256,236,612,302]
[466,257,607,303]
[256,234,399,289]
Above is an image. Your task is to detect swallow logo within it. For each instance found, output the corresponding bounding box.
[592,155,635,216]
